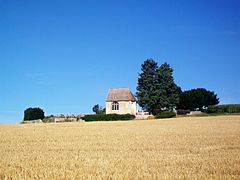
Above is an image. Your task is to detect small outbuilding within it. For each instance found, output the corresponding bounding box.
[106,88,138,115]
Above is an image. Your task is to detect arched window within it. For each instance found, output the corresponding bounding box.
[112,102,119,110]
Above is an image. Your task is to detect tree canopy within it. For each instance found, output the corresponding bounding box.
[136,59,158,113]
[156,63,182,109]
[24,107,45,120]
[136,59,181,113]
[178,88,219,110]
[92,104,105,114]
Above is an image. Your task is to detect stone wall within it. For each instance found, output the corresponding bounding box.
[20,119,43,124]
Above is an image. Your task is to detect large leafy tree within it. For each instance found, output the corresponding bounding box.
[136,59,158,113]
[156,63,182,109]
[136,59,181,113]
[178,88,219,110]
[24,107,45,120]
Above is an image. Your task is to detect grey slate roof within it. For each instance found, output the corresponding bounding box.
[106,88,136,102]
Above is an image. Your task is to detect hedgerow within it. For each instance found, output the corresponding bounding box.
[82,114,135,122]
[207,104,240,114]
[155,111,176,119]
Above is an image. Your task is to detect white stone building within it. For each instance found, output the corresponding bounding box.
[106,88,138,115]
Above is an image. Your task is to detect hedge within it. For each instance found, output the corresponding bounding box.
[42,117,55,123]
[82,114,135,122]
[207,104,240,114]
[155,111,176,119]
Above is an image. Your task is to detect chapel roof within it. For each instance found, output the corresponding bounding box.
[106,88,136,102]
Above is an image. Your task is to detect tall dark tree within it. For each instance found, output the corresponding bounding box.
[24,107,45,120]
[178,88,219,110]
[92,104,100,114]
[92,104,105,114]
[156,63,182,109]
[136,59,181,113]
[136,59,158,113]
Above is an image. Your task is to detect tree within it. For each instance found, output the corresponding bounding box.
[178,88,219,110]
[24,107,45,120]
[92,104,105,114]
[136,59,181,113]
[155,63,182,109]
[136,59,158,113]
[92,104,100,114]
[101,107,106,114]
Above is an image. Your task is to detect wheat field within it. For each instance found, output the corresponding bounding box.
[0,116,240,179]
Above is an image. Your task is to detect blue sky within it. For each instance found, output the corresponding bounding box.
[0,0,240,123]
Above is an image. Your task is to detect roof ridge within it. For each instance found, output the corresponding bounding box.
[106,88,136,102]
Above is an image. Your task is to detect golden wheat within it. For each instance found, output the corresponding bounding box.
[0,116,240,179]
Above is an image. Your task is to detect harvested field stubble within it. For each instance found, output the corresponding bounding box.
[0,116,240,179]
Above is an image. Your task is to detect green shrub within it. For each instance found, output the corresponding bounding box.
[82,114,135,122]
[207,104,240,114]
[42,117,55,123]
[24,107,45,121]
[155,111,176,119]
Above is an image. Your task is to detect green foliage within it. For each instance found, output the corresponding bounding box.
[156,63,182,109]
[136,59,158,113]
[92,104,105,114]
[136,59,181,114]
[82,114,135,122]
[155,111,176,119]
[42,117,55,123]
[207,104,240,113]
[101,108,106,114]
[178,88,219,111]
[24,107,45,121]
[92,104,100,114]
